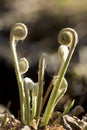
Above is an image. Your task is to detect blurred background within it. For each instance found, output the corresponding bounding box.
[0,0,87,117]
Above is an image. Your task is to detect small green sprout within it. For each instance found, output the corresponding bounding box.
[10,23,78,129]
[41,28,78,126]
[62,99,75,116]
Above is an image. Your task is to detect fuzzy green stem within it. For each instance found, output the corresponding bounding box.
[10,39,26,123]
[24,86,31,125]
[32,88,37,119]
[41,28,78,126]
[35,53,46,122]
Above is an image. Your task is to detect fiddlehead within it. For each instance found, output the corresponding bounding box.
[10,23,28,123]
[10,23,28,41]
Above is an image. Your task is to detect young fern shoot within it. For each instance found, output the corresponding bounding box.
[23,77,37,125]
[41,28,78,126]
[10,23,29,123]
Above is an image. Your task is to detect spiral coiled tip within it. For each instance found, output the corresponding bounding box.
[19,58,29,74]
[23,77,35,90]
[10,23,28,41]
[58,45,69,62]
[58,28,78,46]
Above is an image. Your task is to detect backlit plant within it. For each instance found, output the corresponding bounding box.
[10,23,78,129]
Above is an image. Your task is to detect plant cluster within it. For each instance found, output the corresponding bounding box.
[9,23,78,129]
